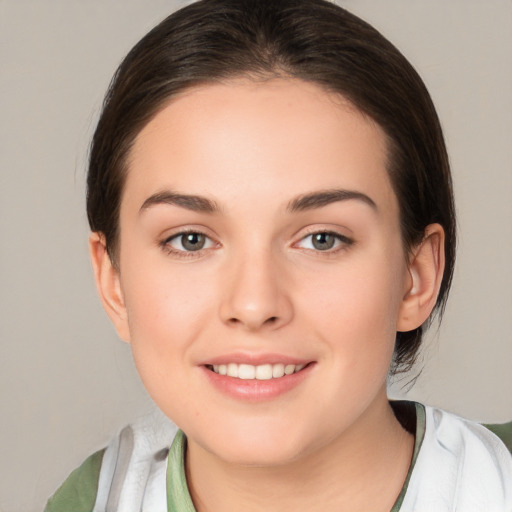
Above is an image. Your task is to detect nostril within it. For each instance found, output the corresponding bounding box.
[227,315,278,328]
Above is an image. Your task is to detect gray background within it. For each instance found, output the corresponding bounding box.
[1,1,511,510]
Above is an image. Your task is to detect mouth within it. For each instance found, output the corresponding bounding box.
[201,359,314,401]
[205,362,307,380]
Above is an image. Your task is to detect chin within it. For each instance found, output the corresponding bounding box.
[192,417,317,467]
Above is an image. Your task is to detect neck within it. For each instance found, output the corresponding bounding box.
[186,391,415,512]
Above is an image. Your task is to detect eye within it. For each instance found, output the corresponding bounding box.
[165,231,215,252]
[297,231,353,252]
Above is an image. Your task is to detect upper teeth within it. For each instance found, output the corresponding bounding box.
[211,363,305,380]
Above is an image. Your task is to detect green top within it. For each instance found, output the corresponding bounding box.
[485,421,512,453]
[167,430,195,511]
[45,405,512,512]
[45,449,104,512]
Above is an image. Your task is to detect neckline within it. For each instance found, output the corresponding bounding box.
[166,401,427,512]
[389,402,426,511]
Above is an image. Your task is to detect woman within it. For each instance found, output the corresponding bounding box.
[46,0,512,510]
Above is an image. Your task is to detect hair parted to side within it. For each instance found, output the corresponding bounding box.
[87,0,456,374]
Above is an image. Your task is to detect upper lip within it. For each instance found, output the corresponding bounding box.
[199,352,312,366]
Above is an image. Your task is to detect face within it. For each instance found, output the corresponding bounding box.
[111,79,413,465]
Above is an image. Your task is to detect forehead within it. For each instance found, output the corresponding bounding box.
[125,78,396,215]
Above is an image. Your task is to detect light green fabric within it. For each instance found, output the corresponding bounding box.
[44,448,104,512]
[167,430,196,512]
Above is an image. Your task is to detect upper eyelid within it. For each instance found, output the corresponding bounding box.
[164,228,203,240]
[294,225,354,241]
[297,231,353,243]
[302,229,351,238]
[162,226,216,242]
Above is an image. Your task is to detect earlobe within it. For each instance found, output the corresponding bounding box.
[397,224,445,332]
[89,233,131,342]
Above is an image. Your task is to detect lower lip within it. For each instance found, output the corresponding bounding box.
[201,364,314,402]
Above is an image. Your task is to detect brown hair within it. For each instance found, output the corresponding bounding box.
[87,0,456,373]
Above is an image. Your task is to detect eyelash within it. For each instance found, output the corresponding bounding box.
[160,229,354,258]
[294,230,354,254]
[160,229,218,259]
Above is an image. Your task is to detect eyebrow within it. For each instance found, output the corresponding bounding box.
[287,189,377,212]
[140,191,219,213]
[139,188,376,215]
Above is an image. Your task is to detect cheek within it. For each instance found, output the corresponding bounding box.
[120,260,216,380]
[298,251,406,362]
[125,268,211,336]
[120,266,217,422]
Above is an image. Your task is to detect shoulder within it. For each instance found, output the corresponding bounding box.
[45,408,178,512]
[423,406,512,467]
[401,404,512,511]
[484,420,512,454]
[44,449,104,512]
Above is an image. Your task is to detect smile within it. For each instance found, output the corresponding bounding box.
[207,363,306,380]
[202,359,314,401]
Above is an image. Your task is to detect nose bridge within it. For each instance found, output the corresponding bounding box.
[219,243,293,331]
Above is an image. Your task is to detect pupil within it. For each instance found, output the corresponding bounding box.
[182,233,205,251]
[312,233,335,250]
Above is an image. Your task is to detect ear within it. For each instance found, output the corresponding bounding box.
[397,224,446,332]
[89,232,131,342]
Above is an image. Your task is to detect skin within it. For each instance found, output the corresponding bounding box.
[90,78,445,511]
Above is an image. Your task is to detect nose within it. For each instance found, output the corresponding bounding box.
[219,249,294,331]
